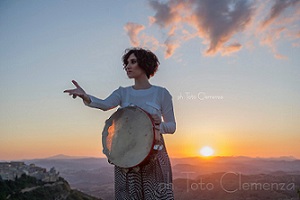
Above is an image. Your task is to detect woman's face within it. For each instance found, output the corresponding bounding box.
[124,53,146,79]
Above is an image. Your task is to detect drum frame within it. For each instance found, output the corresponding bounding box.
[102,105,156,168]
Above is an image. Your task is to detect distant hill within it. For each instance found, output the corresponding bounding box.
[22,155,300,200]
[171,156,300,178]
[0,173,102,200]
[45,154,94,160]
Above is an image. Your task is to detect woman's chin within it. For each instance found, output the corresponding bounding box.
[127,75,134,79]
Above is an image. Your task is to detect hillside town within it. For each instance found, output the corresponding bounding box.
[0,162,59,182]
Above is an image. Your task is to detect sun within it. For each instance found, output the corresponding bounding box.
[200,146,215,157]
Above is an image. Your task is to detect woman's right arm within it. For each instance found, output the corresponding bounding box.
[85,90,121,111]
[64,80,121,111]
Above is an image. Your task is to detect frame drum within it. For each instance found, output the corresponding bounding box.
[102,106,155,168]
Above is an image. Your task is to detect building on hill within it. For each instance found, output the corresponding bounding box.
[0,162,59,182]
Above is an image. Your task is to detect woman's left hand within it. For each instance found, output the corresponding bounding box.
[154,126,161,142]
[151,114,162,142]
[151,114,162,125]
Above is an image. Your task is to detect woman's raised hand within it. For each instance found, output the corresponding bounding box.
[64,80,91,103]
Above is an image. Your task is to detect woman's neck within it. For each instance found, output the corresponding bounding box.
[133,77,152,90]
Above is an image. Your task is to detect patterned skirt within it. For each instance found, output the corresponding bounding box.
[114,137,174,200]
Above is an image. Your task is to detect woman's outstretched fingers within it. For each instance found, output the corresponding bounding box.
[64,80,88,101]
[72,80,80,88]
[64,80,80,94]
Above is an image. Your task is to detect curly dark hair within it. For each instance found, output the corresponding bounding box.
[122,47,160,79]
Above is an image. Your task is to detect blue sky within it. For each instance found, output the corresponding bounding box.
[1,0,299,160]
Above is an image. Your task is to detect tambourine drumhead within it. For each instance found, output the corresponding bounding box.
[102,106,155,168]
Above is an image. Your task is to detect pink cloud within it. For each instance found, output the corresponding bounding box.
[139,33,160,51]
[256,1,300,59]
[124,0,300,59]
[260,0,300,30]
[164,34,180,58]
[260,27,288,59]
[148,0,183,28]
[191,0,254,56]
[148,0,255,57]
[124,22,145,46]
[221,43,243,56]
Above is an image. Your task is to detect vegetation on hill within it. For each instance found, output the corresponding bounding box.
[0,174,102,200]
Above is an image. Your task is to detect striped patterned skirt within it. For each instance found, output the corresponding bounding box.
[114,138,174,200]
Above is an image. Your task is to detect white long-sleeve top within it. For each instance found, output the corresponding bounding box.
[85,85,176,134]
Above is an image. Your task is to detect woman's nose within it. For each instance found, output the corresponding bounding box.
[125,64,131,70]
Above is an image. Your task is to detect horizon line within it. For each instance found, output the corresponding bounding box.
[1,154,299,162]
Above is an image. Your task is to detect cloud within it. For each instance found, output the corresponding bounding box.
[147,0,255,57]
[124,22,161,52]
[195,0,254,55]
[260,27,288,59]
[260,0,300,30]
[164,34,180,58]
[257,0,300,59]
[124,0,300,59]
[124,22,145,46]
[139,33,160,51]
[221,43,243,56]
[148,0,182,28]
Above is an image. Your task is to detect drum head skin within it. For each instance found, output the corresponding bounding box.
[102,106,155,168]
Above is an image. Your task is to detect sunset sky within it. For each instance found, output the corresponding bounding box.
[1,0,300,161]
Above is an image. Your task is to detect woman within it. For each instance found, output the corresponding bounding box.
[64,47,176,199]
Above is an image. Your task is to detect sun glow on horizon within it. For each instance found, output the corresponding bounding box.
[200,146,215,157]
